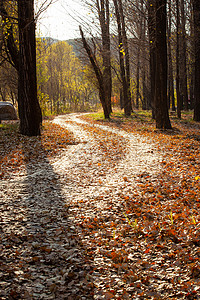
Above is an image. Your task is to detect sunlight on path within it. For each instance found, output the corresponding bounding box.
[51,114,165,299]
[53,113,163,193]
[52,113,164,220]
[1,113,199,299]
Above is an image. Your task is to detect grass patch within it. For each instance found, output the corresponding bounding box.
[0,122,19,132]
[83,109,154,125]
[84,109,198,127]
[85,112,106,121]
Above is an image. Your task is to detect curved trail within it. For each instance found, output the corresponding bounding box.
[51,114,164,298]
[53,114,163,195]
[1,114,164,299]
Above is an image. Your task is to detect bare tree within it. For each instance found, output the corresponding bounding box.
[97,0,112,115]
[113,0,130,115]
[80,26,110,118]
[113,0,132,115]
[180,0,189,110]
[193,0,200,121]
[79,0,112,118]
[148,0,156,118]
[176,0,181,118]
[167,0,175,111]
[155,0,172,129]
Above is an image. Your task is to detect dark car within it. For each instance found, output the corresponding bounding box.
[0,102,18,123]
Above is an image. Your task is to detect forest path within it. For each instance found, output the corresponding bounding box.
[1,113,200,299]
[53,113,163,187]
[52,113,163,222]
[50,114,165,298]
[1,113,164,299]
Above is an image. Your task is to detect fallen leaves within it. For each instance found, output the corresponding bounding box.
[0,112,200,299]
[77,111,200,298]
[0,121,76,179]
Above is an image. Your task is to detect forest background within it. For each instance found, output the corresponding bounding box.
[0,0,200,134]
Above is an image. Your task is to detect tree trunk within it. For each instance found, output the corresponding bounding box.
[176,0,181,119]
[141,4,147,110]
[18,0,42,136]
[113,0,131,116]
[155,0,172,129]
[193,0,200,121]
[118,0,132,115]
[167,0,175,111]
[97,0,112,115]
[180,0,188,110]
[189,0,195,110]
[148,0,156,119]
[79,26,110,119]
[136,59,140,110]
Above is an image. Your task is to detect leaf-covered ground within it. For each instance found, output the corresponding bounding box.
[0,112,199,299]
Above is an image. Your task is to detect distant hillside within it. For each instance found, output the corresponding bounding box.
[39,37,83,57]
[39,37,59,45]
[65,38,83,57]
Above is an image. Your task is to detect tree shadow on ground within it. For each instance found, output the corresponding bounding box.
[154,125,200,142]
[94,112,154,130]
[154,127,182,136]
[0,121,21,165]
[185,133,200,142]
[0,137,94,299]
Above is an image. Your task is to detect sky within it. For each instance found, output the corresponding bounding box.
[36,0,87,40]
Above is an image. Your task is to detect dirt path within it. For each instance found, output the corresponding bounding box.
[1,114,173,299]
[53,113,163,187]
[52,114,163,229]
[52,114,165,299]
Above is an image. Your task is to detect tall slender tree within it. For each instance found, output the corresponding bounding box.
[79,0,112,118]
[167,0,175,111]
[154,0,172,129]
[96,0,112,115]
[80,26,110,119]
[176,0,181,118]
[148,0,156,118]
[180,0,188,110]
[0,0,42,136]
[113,0,132,116]
[188,0,195,110]
[118,0,132,115]
[18,0,42,135]
[140,1,148,110]
[193,0,200,121]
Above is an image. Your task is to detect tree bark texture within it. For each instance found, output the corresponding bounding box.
[113,0,131,116]
[180,0,188,110]
[79,26,110,119]
[141,3,148,110]
[155,0,172,129]
[97,0,112,115]
[193,0,200,121]
[118,0,132,115]
[189,0,195,110]
[167,0,175,111]
[136,53,140,110]
[18,0,42,135]
[148,0,156,118]
[176,0,181,119]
